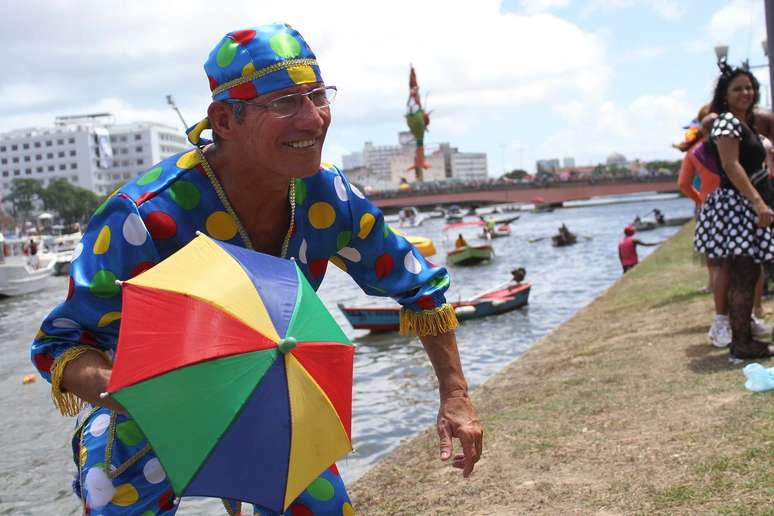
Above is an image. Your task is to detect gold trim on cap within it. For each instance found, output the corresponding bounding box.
[211,58,318,98]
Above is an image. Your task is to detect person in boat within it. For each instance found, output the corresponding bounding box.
[27,238,39,270]
[653,208,665,224]
[556,224,575,245]
[30,24,482,514]
[618,225,659,273]
[455,233,469,248]
[510,267,526,284]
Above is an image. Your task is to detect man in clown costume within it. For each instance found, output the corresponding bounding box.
[31,23,483,515]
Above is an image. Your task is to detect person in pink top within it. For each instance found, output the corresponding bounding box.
[618,225,659,273]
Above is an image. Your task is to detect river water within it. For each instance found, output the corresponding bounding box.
[0,195,692,514]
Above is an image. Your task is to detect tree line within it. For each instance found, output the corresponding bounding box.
[3,178,101,227]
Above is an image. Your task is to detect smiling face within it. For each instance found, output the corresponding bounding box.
[231,82,331,181]
[725,73,756,115]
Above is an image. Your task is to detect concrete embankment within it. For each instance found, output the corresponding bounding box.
[349,223,773,515]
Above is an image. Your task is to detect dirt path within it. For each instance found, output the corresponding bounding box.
[349,224,774,515]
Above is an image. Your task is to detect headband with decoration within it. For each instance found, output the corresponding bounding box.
[186,23,324,147]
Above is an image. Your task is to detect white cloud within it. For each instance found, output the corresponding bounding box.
[0,0,615,170]
[541,90,692,167]
[581,0,682,20]
[519,0,572,14]
[621,46,667,61]
[706,0,756,45]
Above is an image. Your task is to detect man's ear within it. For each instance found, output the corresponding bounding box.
[208,102,236,141]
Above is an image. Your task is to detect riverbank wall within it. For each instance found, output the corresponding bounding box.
[349,223,773,514]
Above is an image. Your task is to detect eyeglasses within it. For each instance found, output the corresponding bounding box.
[227,85,337,119]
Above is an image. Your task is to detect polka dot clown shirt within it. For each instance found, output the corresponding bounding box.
[31,149,457,415]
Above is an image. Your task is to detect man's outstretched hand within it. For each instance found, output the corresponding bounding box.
[436,390,483,477]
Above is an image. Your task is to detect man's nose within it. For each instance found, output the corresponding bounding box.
[294,96,326,129]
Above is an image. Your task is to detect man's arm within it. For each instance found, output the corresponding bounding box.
[62,350,125,413]
[419,331,483,478]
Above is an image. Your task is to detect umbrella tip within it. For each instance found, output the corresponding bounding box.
[99,391,110,399]
[195,230,203,236]
[278,336,297,354]
[114,280,123,287]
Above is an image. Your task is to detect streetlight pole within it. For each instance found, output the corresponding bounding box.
[766,0,774,108]
[166,95,189,132]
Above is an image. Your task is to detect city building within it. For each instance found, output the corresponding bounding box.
[342,131,487,191]
[562,157,575,168]
[0,113,188,199]
[536,158,560,173]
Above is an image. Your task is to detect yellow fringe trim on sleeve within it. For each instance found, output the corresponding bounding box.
[50,346,112,417]
[399,303,459,337]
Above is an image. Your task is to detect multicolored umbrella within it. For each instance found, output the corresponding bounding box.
[106,234,354,512]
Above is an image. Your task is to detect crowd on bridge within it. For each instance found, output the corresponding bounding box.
[366,170,679,201]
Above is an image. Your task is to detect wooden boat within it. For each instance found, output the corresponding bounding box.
[406,236,436,257]
[338,282,532,333]
[447,245,494,265]
[490,214,520,225]
[551,233,577,247]
[632,216,692,232]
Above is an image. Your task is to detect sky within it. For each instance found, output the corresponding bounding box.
[0,0,769,176]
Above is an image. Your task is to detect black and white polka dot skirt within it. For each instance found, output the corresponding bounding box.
[694,188,774,263]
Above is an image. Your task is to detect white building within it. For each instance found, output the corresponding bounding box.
[342,132,487,191]
[451,151,488,181]
[0,114,188,198]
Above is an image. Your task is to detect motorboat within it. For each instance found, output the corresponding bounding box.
[0,236,56,297]
[398,206,426,228]
[42,231,82,275]
[445,205,466,224]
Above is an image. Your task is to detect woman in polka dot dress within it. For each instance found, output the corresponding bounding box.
[694,61,774,360]
[31,23,483,515]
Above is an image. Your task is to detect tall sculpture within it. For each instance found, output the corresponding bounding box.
[405,65,430,182]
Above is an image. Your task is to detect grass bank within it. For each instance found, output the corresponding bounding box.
[349,223,774,515]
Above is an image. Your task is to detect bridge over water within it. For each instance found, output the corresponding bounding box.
[371,175,681,210]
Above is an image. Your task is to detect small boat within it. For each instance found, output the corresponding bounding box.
[489,214,520,225]
[533,204,555,213]
[398,206,426,228]
[491,224,511,238]
[445,205,466,224]
[42,231,82,275]
[406,236,436,257]
[551,233,577,247]
[632,216,692,232]
[338,282,532,333]
[447,244,494,266]
[0,237,56,297]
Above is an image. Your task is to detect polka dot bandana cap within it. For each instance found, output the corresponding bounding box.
[187,23,323,146]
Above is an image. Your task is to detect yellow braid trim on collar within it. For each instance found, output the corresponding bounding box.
[211,58,318,98]
[399,303,459,337]
[50,346,112,417]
